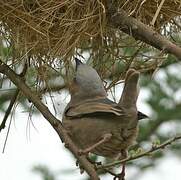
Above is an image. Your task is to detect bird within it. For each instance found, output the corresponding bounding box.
[62,58,147,179]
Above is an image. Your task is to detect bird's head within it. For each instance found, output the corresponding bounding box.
[69,58,106,101]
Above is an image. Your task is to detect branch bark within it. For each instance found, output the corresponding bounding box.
[106,1,181,60]
[0,61,100,180]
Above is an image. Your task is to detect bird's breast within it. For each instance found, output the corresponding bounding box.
[92,126,138,158]
[63,116,138,158]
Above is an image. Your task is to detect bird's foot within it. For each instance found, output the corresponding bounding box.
[113,163,126,180]
[106,162,126,180]
[113,172,125,180]
[86,156,102,169]
[75,156,101,174]
[105,169,125,180]
[76,160,85,174]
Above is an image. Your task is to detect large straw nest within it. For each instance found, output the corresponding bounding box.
[0,0,181,82]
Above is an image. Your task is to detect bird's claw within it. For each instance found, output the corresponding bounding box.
[87,157,102,169]
[113,173,125,180]
[106,165,125,180]
[76,160,85,174]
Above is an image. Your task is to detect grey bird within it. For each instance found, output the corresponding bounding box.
[62,58,147,178]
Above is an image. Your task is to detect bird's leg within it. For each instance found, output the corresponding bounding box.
[75,160,85,174]
[113,150,127,180]
[113,163,125,180]
[86,155,102,168]
[76,155,102,173]
[78,133,112,155]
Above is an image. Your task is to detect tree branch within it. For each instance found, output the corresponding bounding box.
[0,63,27,132]
[0,84,67,108]
[0,61,100,180]
[97,134,181,170]
[106,1,181,60]
[0,89,19,132]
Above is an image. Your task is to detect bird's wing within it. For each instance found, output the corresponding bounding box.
[65,99,124,117]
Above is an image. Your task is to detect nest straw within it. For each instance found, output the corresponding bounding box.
[0,0,180,80]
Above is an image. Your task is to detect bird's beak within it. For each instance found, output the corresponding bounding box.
[75,58,82,70]
[138,111,148,120]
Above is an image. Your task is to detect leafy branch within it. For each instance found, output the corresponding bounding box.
[97,134,181,170]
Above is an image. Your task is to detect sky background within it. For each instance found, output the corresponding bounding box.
[0,77,181,180]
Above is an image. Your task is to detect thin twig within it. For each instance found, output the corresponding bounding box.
[40,84,66,94]
[1,63,28,152]
[0,64,27,132]
[0,89,19,132]
[97,135,181,170]
[151,0,166,26]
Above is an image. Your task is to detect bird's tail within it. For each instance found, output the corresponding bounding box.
[118,69,140,108]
